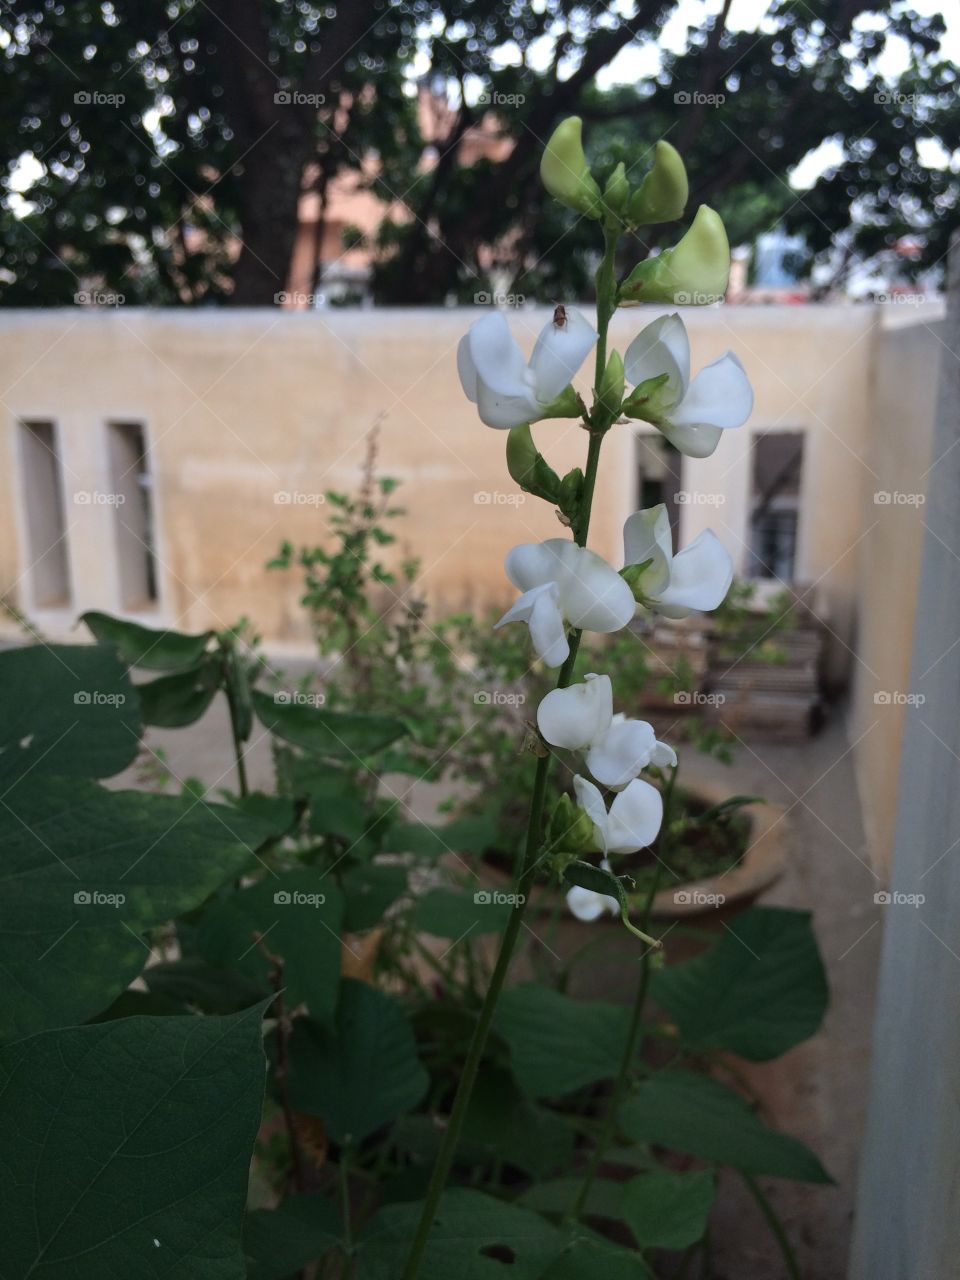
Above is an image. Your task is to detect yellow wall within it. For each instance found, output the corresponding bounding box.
[0,303,943,874]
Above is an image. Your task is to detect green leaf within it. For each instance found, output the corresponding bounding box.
[619,1070,832,1183]
[244,1194,340,1279]
[506,423,562,503]
[494,985,632,1098]
[461,1069,576,1179]
[341,863,408,933]
[198,871,344,1025]
[289,979,427,1143]
[136,658,221,727]
[0,643,139,784]
[0,1006,267,1276]
[143,957,268,1014]
[538,1235,654,1279]
[82,609,214,671]
[521,1178,626,1221]
[621,1169,714,1249]
[413,887,514,938]
[651,907,828,1060]
[309,776,369,842]
[0,777,273,1038]
[386,811,497,859]
[252,688,407,760]
[359,1189,563,1279]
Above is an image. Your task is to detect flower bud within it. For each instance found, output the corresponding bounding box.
[618,206,730,307]
[549,793,598,854]
[628,141,688,226]
[540,117,603,219]
[603,161,630,220]
[597,350,625,421]
[506,423,561,504]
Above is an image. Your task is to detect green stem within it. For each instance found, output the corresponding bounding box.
[399,422,609,1280]
[742,1173,802,1280]
[221,638,250,799]
[399,209,625,1280]
[569,765,678,1221]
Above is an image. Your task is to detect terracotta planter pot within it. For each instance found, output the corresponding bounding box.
[478,784,788,999]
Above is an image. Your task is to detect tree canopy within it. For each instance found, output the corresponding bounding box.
[1,0,956,305]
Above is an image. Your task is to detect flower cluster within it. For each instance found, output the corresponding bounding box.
[455,117,752,931]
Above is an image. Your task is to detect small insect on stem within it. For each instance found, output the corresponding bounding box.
[553,304,567,329]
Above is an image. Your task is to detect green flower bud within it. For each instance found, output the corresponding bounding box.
[506,423,561,504]
[618,206,730,307]
[558,466,584,520]
[628,140,689,226]
[540,117,603,219]
[597,349,625,421]
[548,793,598,855]
[603,161,630,220]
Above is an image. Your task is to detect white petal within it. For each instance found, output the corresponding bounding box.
[606,778,664,853]
[475,379,542,430]
[658,420,724,459]
[623,313,690,398]
[529,306,598,403]
[457,332,479,403]
[673,352,753,431]
[566,885,619,921]
[622,505,673,596]
[506,540,635,637]
[654,529,733,615]
[650,740,678,768]
[586,718,658,790]
[465,312,532,398]
[537,673,613,751]
[494,581,569,667]
[554,544,636,634]
[573,775,609,852]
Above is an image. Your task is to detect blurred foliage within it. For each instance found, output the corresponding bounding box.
[1,0,956,304]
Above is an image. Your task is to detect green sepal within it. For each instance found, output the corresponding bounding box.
[622,372,671,423]
[506,423,562,504]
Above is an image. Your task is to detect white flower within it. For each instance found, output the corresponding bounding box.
[623,313,752,458]
[623,504,733,619]
[457,308,597,429]
[566,857,620,922]
[537,673,676,790]
[495,540,636,667]
[574,774,663,855]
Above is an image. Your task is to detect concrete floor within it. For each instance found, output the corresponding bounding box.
[119,686,883,1280]
[683,716,883,1280]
